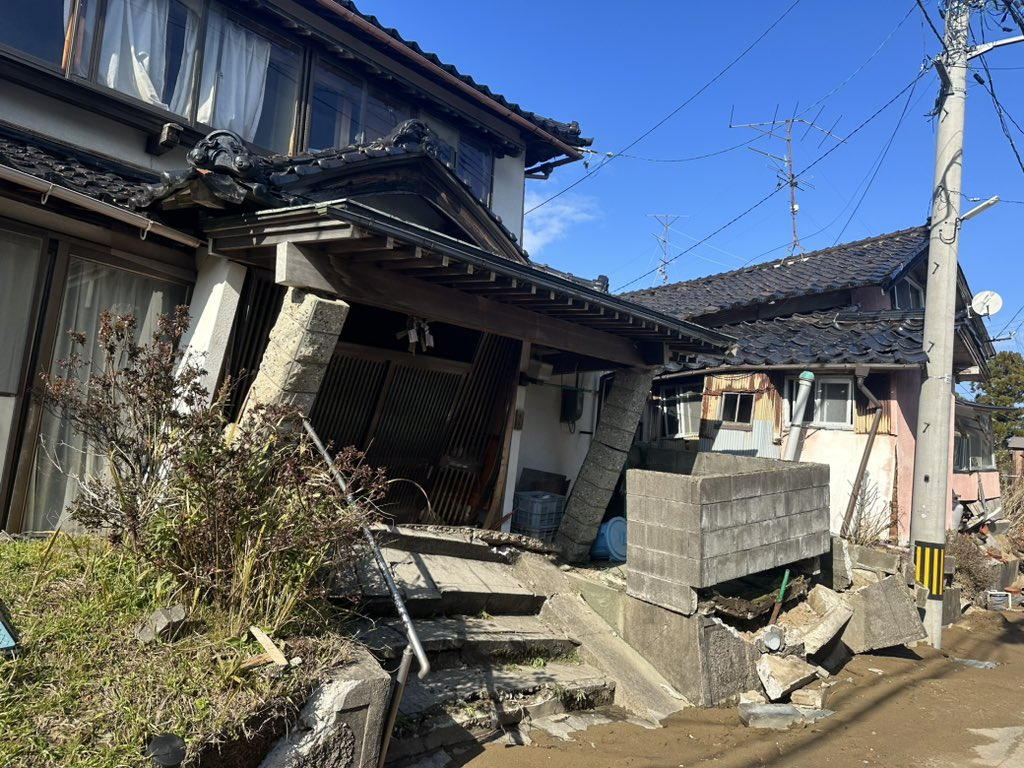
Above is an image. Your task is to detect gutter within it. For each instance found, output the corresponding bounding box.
[313,0,584,161]
[0,164,202,249]
[841,369,884,538]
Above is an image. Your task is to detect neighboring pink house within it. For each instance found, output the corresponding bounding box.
[625,227,999,544]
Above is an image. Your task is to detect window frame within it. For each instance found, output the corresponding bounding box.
[889,277,925,310]
[785,375,855,430]
[719,391,755,428]
[654,384,702,439]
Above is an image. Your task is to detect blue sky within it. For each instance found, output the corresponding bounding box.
[354,1,1024,358]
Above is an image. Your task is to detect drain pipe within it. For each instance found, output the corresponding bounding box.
[783,371,815,461]
[841,368,883,538]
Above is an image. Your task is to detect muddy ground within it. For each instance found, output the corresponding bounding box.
[455,609,1024,768]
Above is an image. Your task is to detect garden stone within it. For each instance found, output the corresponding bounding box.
[136,604,186,644]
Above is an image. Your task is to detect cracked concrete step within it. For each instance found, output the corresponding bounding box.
[398,661,614,718]
[385,663,615,765]
[371,524,511,563]
[357,614,580,666]
[358,550,545,617]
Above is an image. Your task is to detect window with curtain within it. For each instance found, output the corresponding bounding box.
[94,0,200,115]
[309,65,363,151]
[24,258,188,533]
[197,6,298,151]
[0,229,43,496]
[786,375,854,428]
[654,385,702,439]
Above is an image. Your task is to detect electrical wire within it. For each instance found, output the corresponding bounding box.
[588,135,763,164]
[832,64,923,243]
[525,0,803,216]
[800,3,917,118]
[614,70,929,291]
[976,55,1024,174]
[916,0,947,48]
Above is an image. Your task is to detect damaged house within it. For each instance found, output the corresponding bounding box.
[0,0,731,535]
[624,227,1001,544]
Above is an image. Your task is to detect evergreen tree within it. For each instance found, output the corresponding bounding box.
[972,350,1024,469]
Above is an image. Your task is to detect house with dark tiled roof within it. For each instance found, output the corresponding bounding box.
[624,227,1000,544]
[0,1,730,535]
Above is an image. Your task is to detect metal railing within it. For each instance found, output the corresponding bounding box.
[302,420,431,768]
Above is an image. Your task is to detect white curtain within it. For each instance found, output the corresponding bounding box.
[168,1,200,116]
[98,0,170,107]
[25,259,187,533]
[197,9,271,141]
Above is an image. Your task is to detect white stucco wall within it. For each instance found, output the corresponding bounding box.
[490,153,526,241]
[784,430,898,536]
[516,372,599,491]
[6,82,190,172]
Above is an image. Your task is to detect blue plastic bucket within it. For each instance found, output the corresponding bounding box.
[590,516,627,562]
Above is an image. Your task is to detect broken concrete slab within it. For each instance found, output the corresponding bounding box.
[738,703,805,730]
[840,575,927,653]
[259,646,390,768]
[136,604,186,644]
[826,537,853,592]
[756,654,818,701]
[779,585,853,656]
[739,689,768,705]
[790,683,834,709]
[847,543,903,575]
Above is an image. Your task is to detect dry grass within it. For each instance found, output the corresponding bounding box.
[0,534,355,768]
[946,530,993,603]
[1003,474,1024,553]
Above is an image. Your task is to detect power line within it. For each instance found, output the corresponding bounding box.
[800,3,917,117]
[833,65,923,243]
[975,55,1024,174]
[525,0,803,216]
[915,0,946,48]
[614,70,929,291]
[588,136,763,164]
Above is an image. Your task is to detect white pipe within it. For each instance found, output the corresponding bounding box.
[0,164,202,249]
[783,371,815,462]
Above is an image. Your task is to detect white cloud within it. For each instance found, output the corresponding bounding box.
[522,190,597,255]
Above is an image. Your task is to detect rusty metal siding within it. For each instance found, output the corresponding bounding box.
[854,374,893,435]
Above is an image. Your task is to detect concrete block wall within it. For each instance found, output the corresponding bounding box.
[626,457,830,599]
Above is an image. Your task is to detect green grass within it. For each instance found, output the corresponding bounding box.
[0,534,354,768]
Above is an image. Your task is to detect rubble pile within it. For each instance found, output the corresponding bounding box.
[730,533,1024,729]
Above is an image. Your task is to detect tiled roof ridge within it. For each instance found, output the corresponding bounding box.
[623,225,929,297]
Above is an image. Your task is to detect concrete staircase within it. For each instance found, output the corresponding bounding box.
[352,526,689,766]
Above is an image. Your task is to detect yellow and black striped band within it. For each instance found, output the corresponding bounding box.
[914,541,945,600]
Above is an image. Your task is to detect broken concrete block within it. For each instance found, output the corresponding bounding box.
[827,537,853,591]
[817,639,853,674]
[840,575,926,653]
[847,543,902,575]
[778,585,853,657]
[739,689,768,705]
[738,702,804,730]
[756,654,818,701]
[136,604,186,644]
[792,706,834,724]
[790,683,833,709]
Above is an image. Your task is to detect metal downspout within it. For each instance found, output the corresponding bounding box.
[783,371,815,461]
[841,370,883,538]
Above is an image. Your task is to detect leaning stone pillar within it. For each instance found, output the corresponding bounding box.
[240,287,349,421]
[555,367,656,562]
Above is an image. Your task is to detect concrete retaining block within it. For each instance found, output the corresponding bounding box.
[840,575,927,653]
[756,654,818,701]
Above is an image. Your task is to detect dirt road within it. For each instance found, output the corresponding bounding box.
[457,610,1024,768]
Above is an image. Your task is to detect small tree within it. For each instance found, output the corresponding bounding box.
[972,350,1024,473]
[41,308,384,632]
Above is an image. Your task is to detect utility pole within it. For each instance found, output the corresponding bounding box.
[910,0,972,649]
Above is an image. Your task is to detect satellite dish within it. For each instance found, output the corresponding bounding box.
[971,290,1003,317]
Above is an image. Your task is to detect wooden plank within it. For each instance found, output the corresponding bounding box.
[276,241,335,293]
[329,261,645,366]
[249,625,289,666]
[212,221,364,251]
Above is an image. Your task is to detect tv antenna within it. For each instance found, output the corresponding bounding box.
[731,110,845,255]
[648,214,686,284]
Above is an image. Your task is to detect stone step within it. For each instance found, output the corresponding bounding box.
[357,549,545,617]
[385,662,615,765]
[371,524,511,563]
[357,614,580,667]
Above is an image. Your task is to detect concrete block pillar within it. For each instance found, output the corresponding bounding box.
[556,366,656,562]
[241,287,349,420]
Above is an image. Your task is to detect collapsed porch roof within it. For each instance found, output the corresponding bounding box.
[204,199,734,370]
